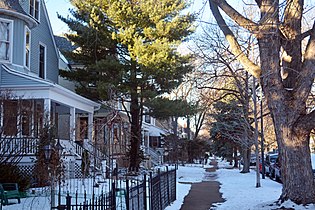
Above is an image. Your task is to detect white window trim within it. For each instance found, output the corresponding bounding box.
[0,18,13,64]
[29,0,40,21]
[24,26,31,70]
[39,42,46,79]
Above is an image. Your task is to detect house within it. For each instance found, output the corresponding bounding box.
[0,0,100,177]
[54,34,171,169]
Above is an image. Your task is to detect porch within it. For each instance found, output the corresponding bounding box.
[0,64,100,162]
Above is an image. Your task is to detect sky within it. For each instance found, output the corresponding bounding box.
[44,0,210,35]
[44,0,74,35]
[4,158,315,210]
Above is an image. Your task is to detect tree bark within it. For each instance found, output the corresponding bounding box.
[128,65,142,172]
[258,1,315,204]
[241,148,251,173]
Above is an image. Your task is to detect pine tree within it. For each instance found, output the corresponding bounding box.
[60,0,195,171]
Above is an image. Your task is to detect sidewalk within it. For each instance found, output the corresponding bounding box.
[180,160,225,210]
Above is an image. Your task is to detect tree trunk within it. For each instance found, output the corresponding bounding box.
[128,90,141,172]
[258,9,315,203]
[272,113,315,204]
[233,147,238,168]
[241,148,251,173]
[172,116,178,136]
[128,65,142,172]
[209,0,315,204]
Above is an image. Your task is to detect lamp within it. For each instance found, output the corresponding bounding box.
[55,139,64,157]
[43,144,52,162]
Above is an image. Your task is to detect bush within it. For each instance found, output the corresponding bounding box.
[0,164,31,192]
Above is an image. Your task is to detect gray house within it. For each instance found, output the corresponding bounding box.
[0,0,100,171]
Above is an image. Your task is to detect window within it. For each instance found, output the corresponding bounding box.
[24,27,30,68]
[39,44,46,79]
[0,19,12,62]
[29,0,40,20]
[144,113,151,124]
[3,101,18,136]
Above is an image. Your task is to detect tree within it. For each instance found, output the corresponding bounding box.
[209,0,315,204]
[60,0,195,172]
[209,100,253,167]
[190,25,256,172]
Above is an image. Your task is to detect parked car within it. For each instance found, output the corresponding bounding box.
[240,154,258,166]
[260,153,278,176]
[269,157,281,182]
[250,154,257,166]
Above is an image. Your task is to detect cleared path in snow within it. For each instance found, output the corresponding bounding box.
[180,160,225,210]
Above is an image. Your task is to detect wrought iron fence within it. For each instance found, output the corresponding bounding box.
[54,166,177,210]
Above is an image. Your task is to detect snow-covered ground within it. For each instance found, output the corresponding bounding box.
[3,159,315,210]
[165,159,315,210]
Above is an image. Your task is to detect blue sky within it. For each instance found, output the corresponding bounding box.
[45,0,73,35]
[45,0,209,35]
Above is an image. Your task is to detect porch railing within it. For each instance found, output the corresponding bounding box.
[0,137,39,155]
[146,146,161,165]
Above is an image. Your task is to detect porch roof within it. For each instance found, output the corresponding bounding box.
[0,64,100,113]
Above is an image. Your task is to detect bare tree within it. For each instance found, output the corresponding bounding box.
[190,25,257,172]
[0,91,42,166]
[209,0,315,204]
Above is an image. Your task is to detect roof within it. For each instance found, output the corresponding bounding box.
[0,0,25,13]
[54,36,77,52]
[0,64,100,113]
[0,0,37,28]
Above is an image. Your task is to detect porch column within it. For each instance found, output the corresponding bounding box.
[88,112,93,142]
[44,98,51,124]
[69,107,76,141]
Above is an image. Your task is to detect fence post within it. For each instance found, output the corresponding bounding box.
[111,181,116,210]
[126,179,130,210]
[143,174,147,210]
[149,172,153,210]
[166,166,170,205]
[158,169,162,210]
[66,193,71,210]
[174,168,177,201]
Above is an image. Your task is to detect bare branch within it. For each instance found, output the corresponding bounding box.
[298,21,315,101]
[254,0,262,8]
[210,0,259,33]
[209,0,262,79]
[299,29,312,40]
[296,110,315,132]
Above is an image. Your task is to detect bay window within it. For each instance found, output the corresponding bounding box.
[0,18,12,62]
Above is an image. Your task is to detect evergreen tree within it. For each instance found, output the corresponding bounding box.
[209,100,252,164]
[60,0,195,171]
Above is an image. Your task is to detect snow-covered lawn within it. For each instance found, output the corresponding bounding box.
[3,159,315,210]
[166,160,315,210]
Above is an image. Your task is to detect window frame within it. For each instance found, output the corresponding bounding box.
[29,0,40,21]
[39,42,46,79]
[24,26,31,69]
[0,18,13,63]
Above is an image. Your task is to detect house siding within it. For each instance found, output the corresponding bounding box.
[18,0,28,12]
[29,0,59,83]
[1,0,59,83]
[0,66,45,87]
[12,18,25,67]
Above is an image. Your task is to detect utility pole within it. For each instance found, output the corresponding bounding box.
[253,77,261,188]
[260,93,265,179]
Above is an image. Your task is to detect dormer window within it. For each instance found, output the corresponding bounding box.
[29,0,40,21]
[0,18,13,63]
